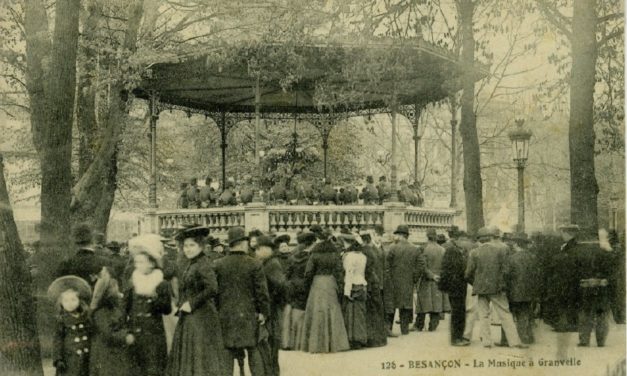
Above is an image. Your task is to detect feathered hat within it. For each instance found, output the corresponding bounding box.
[128,234,165,268]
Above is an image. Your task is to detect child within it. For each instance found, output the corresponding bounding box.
[47,276,93,376]
[126,234,173,376]
[90,275,137,376]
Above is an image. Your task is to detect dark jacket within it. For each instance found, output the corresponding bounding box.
[386,239,426,309]
[361,183,379,204]
[261,255,289,341]
[439,240,468,297]
[214,252,270,348]
[57,248,110,286]
[240,187,254,204]
[286,247,311,310]
[320,185,337,204]
[572,241,614,305]
[90,296,136,376]
[362,243,384,291]
[204,250,224,264]
[198,186,216,206]
[53,309,91,376]
[507,249,540,303]
[125,272,172,376]
[218,189,237,206]
[304,240,343,293]
[465,241,509,295]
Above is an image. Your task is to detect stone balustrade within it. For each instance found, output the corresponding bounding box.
[142,203,460,240]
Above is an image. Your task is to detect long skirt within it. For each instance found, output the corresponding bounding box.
[283,306,305,350]
[280,304,293,349]
[298,275,350,353]
[366,288,388,347]
[166,304,227,376]
[343,285,368,347]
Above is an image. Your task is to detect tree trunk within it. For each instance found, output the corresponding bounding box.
[24,0,82,283]
[458,0,485,234]
[0,155,44,376]
[76,0,101,177]
[71,0,145,235]
[569,0,599,235]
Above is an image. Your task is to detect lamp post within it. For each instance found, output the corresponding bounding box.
[508,118,532,234]
[610,193,619,230]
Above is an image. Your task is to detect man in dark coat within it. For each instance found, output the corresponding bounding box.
[506,233,539,344]
[320,180,337,204]
[377,176,390,204]
[239,177,255,205]
[361,176,379,204]
[57,223,110,288]
[177,183,189,209]
[572,231,614,347]
[198,177,216,207]
[439,226,470,346]
[255,236,289,375]
[386,224,426,335]
[218,182,238,206]
[186,177,199,209]
[214,227,270,376]
[415,229,448,332]
[465,227,526,348]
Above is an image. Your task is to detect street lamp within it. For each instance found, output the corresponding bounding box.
[508,118,532,234]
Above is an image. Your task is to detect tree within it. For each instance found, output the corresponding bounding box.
[537,0,624,235]
[24,0,81,264]
[0,154,43,376]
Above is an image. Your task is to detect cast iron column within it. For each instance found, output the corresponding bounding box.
[148,93,159,208]
[517,165,525,233]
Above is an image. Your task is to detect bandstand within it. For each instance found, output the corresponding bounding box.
[134,38,488,241]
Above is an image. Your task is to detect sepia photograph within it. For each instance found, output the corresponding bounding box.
[0,0,625,375]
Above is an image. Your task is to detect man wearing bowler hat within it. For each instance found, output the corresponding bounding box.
[214,227,270,375]
[386,224,427,335]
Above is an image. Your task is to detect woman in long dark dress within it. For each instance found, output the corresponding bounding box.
[339,234,370,350]
[298,232,350,353]
[166,227,227,376]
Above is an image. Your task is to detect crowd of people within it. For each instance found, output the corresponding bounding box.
[47,220,625,376]
[177,175,424,208]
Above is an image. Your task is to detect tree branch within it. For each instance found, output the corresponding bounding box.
[597,12,624,24]
[536,0,573,40]
[598,26,624,47]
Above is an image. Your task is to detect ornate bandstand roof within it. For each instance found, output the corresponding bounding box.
[134,38,489,116]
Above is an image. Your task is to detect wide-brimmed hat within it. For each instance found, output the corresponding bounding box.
[128,234,165,268]
[47,276,92,303]
[337,232,363,245]
[248,229,263,238]
[175,225,210,241]
[393,224,409,236]
[296,231,317,244]
[228,226,249,246]
[256,235,275,249]
[274,234,291,246]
